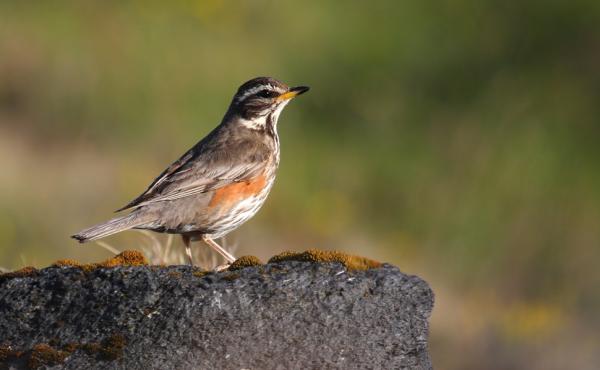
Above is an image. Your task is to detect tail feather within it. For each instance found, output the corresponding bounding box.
[71,213,152,243]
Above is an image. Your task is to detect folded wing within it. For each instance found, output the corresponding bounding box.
[117,135,271,212]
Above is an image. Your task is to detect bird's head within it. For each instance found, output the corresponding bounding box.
[228,77,309,130]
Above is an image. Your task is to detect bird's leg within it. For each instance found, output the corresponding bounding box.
[201,235,236,263]
[182,235,193,266]
[213,263,232,272]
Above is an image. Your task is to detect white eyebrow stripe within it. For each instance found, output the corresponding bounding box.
[236,84,286,102]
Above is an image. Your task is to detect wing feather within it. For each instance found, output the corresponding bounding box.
[117,131,271,211]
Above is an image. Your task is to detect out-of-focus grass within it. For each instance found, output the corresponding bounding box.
[1,1,599,369]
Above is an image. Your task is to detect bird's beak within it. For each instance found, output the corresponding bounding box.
[276,86,310,101]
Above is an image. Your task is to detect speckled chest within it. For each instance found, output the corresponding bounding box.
[202,153,279,237]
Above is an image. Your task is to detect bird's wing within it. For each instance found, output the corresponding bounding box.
[116,137,270,211]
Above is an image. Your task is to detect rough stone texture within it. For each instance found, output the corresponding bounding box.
[0,260,434,370]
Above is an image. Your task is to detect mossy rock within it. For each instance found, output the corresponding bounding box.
[0,250,432,369]
[0,266,38,282]
[0,335,126,369]
[27,344,69,369]
[269,249,381,271]
[99,334,126,361]
[0,344,21,362]
[51,250,148,272]
[228,255,263,271]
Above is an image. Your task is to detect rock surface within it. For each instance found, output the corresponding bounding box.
[0,255,434,370]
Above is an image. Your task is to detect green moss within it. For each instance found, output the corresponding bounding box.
[51,250,149,272]
[27,344,68,369]
[0,266,38,282]
[228,255,263,271]
[268,249,382,271]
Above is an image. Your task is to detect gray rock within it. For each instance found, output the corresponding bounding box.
[0,260,434,370]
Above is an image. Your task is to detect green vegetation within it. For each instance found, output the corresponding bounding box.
[1,1,599,369]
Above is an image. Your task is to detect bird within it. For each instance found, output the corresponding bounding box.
[72,77,309,266]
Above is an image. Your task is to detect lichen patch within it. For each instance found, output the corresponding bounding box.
[268,249,381,271]
[0,344,22,362]
[228,255,263,271]
[27,344,69,369]
[0,266,38,282]
[51,250,148,272]
[0,335,126,368]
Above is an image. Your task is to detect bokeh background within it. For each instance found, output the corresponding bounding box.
[1,1,599,369]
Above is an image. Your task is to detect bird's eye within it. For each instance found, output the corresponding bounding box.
[256,90,277,99]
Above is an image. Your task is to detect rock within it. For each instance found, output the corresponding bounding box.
[0,251,434,370]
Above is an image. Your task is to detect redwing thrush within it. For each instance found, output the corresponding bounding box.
[72,77,309,265]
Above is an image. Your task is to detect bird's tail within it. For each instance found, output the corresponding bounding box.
[71,213,152,243]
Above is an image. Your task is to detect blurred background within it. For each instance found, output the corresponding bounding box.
[1,1,599,369]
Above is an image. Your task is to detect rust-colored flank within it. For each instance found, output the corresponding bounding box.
[209,174,267,208]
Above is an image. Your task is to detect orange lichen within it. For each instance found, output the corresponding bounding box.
[0,266,38,282]
[228,255,263,271]
[27,344,69,369]
[268,249,382,271]
[52,259,83,268]
[98,250,148,268]
[0,344,22,362]
[51,250,148,272]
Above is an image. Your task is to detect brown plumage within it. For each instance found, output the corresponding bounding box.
[72,77,309,265]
